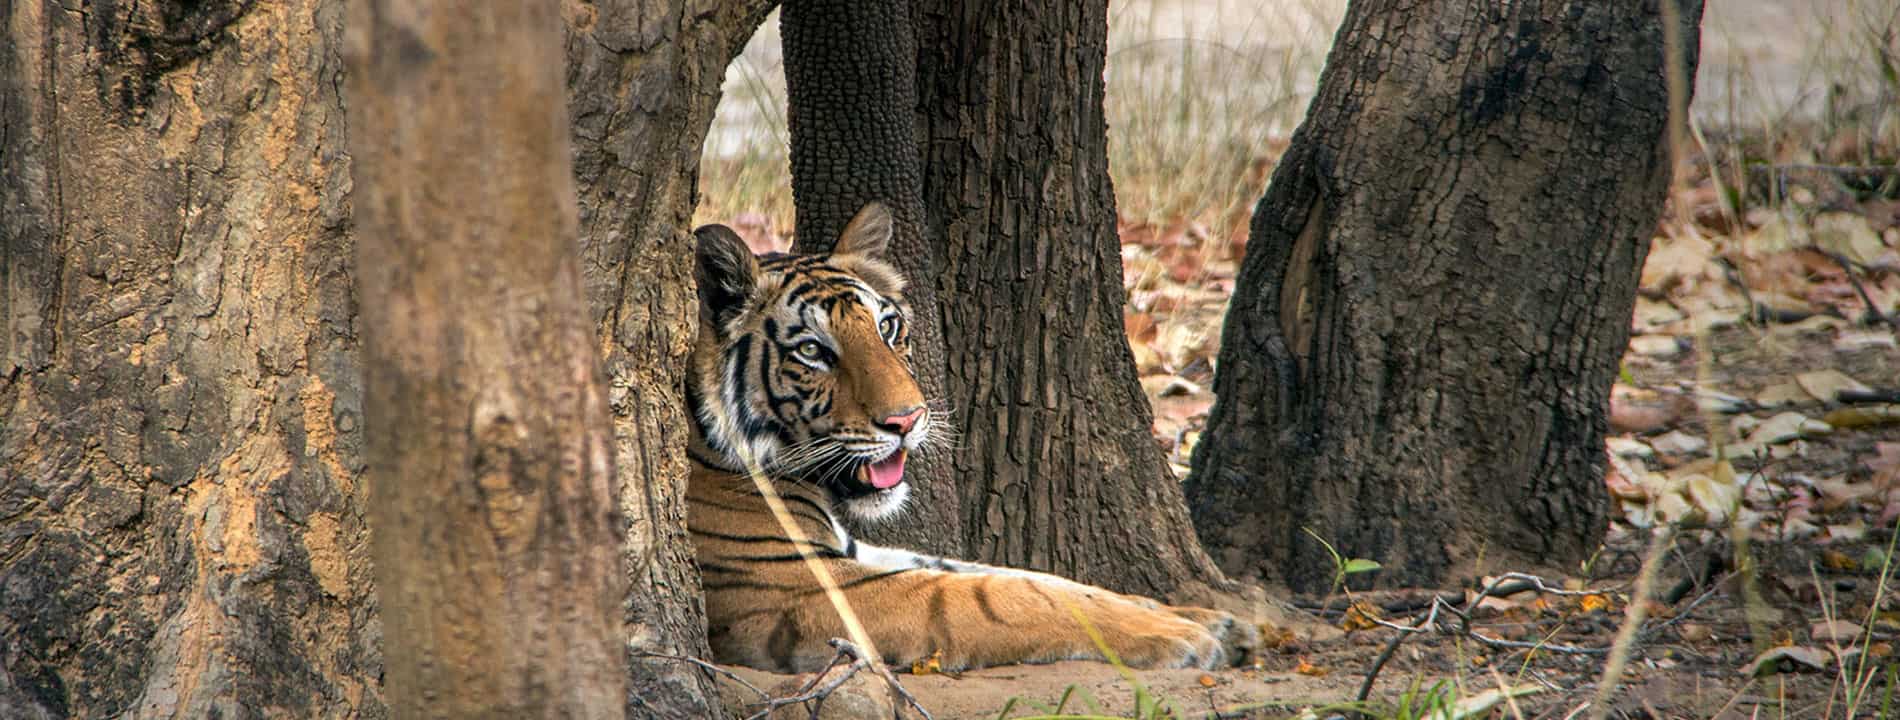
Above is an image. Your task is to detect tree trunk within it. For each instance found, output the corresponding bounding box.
[347,1,629,717]
[1184,0,1704,593]
[779,0,963,555]
[562,1,774,716]
[1,1,377,717]
[2,0,769,716]
[910,0,1231,600]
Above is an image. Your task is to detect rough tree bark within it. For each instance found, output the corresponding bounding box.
[777,0,1231,599]
[2,0,770,716]
[562,0,773,715]
[0,1,375,717]
[347,1,628,717]
[1184,0,1704,593]
[911,0,1231,600]
[779,0,962,555]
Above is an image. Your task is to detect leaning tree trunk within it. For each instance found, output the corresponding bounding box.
[779,0,963,555]
[562,0,774,716]
[347,1,628,717]
[1184,0,1704,593]
[0,1,376,717]
[910,0,1232,600]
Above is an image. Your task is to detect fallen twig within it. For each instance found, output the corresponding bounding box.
[1355,572,1616,703]
[632,649,772,701]
[1815,248,1898,329]
[636,639,933,720]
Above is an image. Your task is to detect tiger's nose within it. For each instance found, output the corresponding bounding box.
[876,407,926,437]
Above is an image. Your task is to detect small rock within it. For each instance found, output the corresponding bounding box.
[1650,430,1708,456]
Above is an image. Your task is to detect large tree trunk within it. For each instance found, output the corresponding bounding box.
[2,0,769,716]
[911,0,1231,600]
[1,1,376,717]
[1184,0,1704,593]
[347,1,627,717]
[779,0,962,555]
[562,0,773,716]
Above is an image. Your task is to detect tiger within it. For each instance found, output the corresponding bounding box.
[686,202,1259,673]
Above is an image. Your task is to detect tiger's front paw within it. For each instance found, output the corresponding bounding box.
[1104,613,1226,669]
[1168,606,1262,667]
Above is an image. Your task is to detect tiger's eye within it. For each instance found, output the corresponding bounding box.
[879,317,899,338]
[796,340,825,360]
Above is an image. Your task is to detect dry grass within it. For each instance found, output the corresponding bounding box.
[693,0,1346,243]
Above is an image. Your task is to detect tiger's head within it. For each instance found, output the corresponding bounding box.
[689,203,933,522]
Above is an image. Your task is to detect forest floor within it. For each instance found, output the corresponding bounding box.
[713,156,1900,719]
[695,1,1900,717]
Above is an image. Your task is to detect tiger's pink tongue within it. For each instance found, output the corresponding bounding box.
[864,450,907,489]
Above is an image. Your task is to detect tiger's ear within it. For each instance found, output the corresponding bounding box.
[833,202,893,258]
[694,224,761,329]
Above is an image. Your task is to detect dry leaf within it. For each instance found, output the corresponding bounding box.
[1826,405,1900,429]
[910,649,944,675]
[1814,476,1880,512]
[1650,430,1708,456]
[1632,298,1687,331]
[1835,330,1897,352]
[1822,549,1859,571]
[1607,436,1655,460]
[1824,520,1869,544]
[1341,602,1381,632]
[1440,685,1541,720]
[1610,387,1691,433]
[1795,369,1874,403]
[1811,619,1865,644]
[1629,334,1684,358]
[1642,235,1715,289]
[1748,412,1832,445]
[1742,645,1831,676]
[1293,657,1329,677]
[1685,473,1741,524]
[1755,382,1811,408]
[1814,212,1886,266]
[1580,594,1612,614]
[1197,673,1217,688]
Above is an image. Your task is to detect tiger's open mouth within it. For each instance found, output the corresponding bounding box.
[858,448,907,490]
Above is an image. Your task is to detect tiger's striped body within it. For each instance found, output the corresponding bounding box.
[688,204,1257,673]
